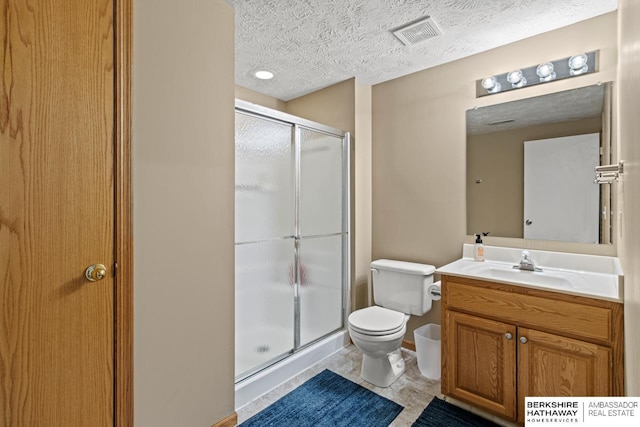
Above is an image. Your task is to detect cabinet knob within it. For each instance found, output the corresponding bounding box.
[520,336,528,344]
[505,332,513,340]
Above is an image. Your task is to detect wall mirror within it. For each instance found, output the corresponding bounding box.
[466,82,613,244]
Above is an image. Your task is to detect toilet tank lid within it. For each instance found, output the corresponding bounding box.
[371,259,435,275]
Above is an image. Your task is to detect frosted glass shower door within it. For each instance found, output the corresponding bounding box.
[235,112,295,377]
[298,128,346,346]
[235,103,349,381]
[298,235,344,345]
[235,113,294,242]
[235,240,295,377]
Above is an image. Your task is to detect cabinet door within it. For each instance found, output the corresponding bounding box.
[443,311,517,420]
[517,328,612,424]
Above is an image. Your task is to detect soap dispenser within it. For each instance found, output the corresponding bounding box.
[474,232,489,261]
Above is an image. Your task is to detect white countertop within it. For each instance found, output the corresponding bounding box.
[436,244,624,303]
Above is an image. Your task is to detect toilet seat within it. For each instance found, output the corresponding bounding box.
[348,306,408,336]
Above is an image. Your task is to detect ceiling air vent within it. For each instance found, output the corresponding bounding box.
[392,16,442,46]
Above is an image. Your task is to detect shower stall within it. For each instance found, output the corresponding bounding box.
[234,100,350,395]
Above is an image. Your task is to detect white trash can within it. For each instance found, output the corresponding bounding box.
[414,324,441,380]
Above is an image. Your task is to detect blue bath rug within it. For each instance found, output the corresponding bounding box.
[239,369,403,427]
[412,397,499,427]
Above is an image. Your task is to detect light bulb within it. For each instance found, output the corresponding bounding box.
[481,76,501,93]
[568,54,588,76]
[536,62,556,82]
[506,70,527,88]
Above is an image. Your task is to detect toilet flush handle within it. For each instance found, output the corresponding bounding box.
[371,268,379,275]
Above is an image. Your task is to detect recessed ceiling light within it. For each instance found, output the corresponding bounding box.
[254,70,274,80]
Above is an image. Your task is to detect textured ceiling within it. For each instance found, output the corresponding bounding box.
[466,84,606,135]
[226,0,617,101]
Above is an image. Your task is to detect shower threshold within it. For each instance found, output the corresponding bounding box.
[235,330,349,409]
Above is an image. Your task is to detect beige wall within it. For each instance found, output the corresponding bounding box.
[617,0,640,395]
[133,1,235,425]
[354,82,373,310]
[372,12,618,339]
[468,118,602,238]
[235,85,287,112]
[286,79,356,135]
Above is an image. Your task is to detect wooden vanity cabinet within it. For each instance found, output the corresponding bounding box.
[444,310,517,419]
[441,275,624,424]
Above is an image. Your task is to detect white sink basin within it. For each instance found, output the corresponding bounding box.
[436,245,623,302]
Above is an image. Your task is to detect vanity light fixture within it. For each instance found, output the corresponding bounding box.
[536,62,556,82]
[476,51,597,97]
[568,53,589,75]
[506,69,527,88]
[254,70,274,80]
[481,76,501,93]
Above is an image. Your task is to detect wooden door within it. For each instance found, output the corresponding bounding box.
[517,327,612,424]
[443,311,517,420]
[1,1,115,425]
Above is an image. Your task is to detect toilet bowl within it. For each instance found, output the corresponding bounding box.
[348,259,437,387]
[348,306,410,387]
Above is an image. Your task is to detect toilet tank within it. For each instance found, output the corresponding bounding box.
[371,259,436,315]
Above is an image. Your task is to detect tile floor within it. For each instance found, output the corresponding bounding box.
[236,344,443,426]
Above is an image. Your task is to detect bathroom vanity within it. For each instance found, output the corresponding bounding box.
[437,245,624,424]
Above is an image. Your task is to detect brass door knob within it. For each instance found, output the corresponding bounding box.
[85,264,107,282]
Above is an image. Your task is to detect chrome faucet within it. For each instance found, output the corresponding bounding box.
[513,250,542,272]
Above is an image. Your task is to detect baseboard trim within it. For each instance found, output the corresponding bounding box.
[211,411,238,427]
[402,340,416,351]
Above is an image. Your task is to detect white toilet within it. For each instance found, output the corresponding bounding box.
[348,259,437,387]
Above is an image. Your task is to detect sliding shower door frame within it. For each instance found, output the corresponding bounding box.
[235,100,351,382]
